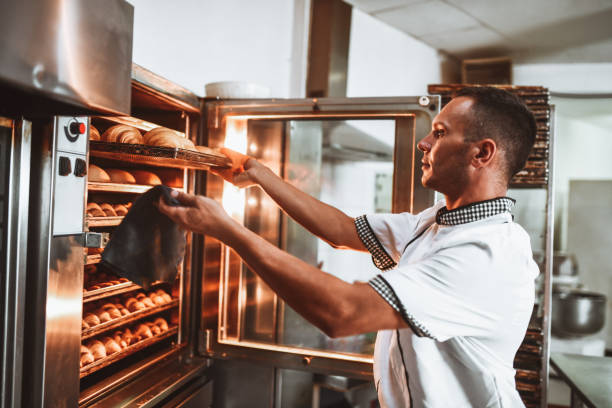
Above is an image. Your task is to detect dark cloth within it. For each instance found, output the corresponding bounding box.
[101,185,185,290]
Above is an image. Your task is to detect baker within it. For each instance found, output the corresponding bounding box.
[158,86,539,407]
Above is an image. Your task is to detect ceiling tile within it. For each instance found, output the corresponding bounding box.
[344,0,423,13]
[424,25,509,57]
[373,0,481,37]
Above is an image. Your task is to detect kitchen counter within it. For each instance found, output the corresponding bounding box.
[550,352,612,408]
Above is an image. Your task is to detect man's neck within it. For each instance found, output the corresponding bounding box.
[443,181,507,210]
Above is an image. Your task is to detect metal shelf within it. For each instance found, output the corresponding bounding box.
[87,216,124,227]
[86,254,102,265]
[83,282,141,303]
[80,326,178,378]
[88,182,153,194]
[82,300,178,341]
[94,115,184,137]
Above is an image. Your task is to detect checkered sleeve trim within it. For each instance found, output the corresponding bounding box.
[369,275,437,340]
[355,215,396,271]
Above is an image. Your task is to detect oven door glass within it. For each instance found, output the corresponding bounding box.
[203,97,438,375]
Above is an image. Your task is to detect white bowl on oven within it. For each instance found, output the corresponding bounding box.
[205,81,271,99]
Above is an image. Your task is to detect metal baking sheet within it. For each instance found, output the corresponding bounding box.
[89,141,231,170]
[82,300,178,340]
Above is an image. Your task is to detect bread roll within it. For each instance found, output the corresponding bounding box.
[134,323,153,341]
[106,169,136,184]
[121,328,134,346]
[86,340,106,361]
[118,277,130,283]
[112,331,128,349]
[80,345,95,367]
[153,317,169,332]
[156,289,172,303]
[88,164,111,183]
[149,292,165,306]
[115,303,130,316]
[113,204,129,216]
[130,170,162,186]
[140,296,155,308]
[101,125,143,144]
[102,336,122,354]
[82,320,90,330]
[100,203,117,217]
[89,125,101,141]
[87,202,106,217]
[83,313,100,327]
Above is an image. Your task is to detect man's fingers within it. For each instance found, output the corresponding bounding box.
[168,190,198,207]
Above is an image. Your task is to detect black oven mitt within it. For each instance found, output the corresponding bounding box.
[101,185,185,290]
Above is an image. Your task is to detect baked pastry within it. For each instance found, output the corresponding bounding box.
[146,321,161,336]
[125,297,146,312]
[101,336,122,354]
[80,345,95,368]
[141,297,155,308]
[112,331,128,349]
[156,289,172,303]
[149,292,165,306]
[82,320,90,330]
[134,323,153,340]
[143,127,195,150]
[115,303,130,316]
[121,328,134,346]
[86,340,106,361]
[83,313,100,327]
[87,202,106,217]
[97,309,112,323]
[106,169,136,184]
[101,125,143,144]
[113,204,129,216]
[130,170,162,186]
[89,125,101,141]
[100,303,122,319]
[153,317,169,332]
[88,164,111,183]
[100,203,117,217]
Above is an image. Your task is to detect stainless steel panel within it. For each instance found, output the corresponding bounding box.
[0,0,133,115]
[1,117,31,408]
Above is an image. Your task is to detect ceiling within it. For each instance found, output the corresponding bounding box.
[345,0,612,63]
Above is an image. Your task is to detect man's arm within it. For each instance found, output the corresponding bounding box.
[215,148,366,251]
[158,191,406,337]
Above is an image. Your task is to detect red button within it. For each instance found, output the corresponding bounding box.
[79,123,86,134]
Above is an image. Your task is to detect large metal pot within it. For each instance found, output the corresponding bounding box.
[551,290,607,337]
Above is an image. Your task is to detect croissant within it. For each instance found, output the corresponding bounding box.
[113,204,129,216]
[134,324,153,341]
[153,317,169,332]
[112,331,128,349]
[143,127,195,150]
[102,336,122,354]
[83,313,100,327]
[149,292,165,306]
[80,345,95,367]
[136,293,155,308]
[121,328,134,346]
[100,203,117,217]
[86,340,106,361]
[101,125,143,144]
[89,125,101,141]
[125,297,146,312]
[115,303,130,316]
[100,304,121,319]
[97,310,112,323]
[156,289,172,303]
[82,320,90,330]
[146,321,161,336]
[87,202,106,217]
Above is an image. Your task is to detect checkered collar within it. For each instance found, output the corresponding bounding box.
[435,197,515,226]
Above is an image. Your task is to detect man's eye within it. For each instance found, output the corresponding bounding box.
[433,129,444,138]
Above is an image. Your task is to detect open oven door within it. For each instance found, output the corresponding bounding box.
[198,96,439,379]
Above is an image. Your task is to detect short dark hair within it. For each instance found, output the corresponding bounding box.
[455,86,536,182]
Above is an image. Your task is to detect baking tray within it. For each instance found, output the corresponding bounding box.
[82,299,178,340]
[88,181,153,194]
[89,141,231,170]
[83,282,141,303]
[87,216,124,228]
[80,326,178,378]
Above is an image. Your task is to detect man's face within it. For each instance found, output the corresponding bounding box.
[417,96,475,195]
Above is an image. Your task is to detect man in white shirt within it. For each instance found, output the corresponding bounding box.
[159,87,539,407]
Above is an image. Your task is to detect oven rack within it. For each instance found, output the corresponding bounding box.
[80,326,178,378]
[88,181,153,194]
[83,280,169,303]
[86,254,102,265]
[87,215,124,228]
[82,299,178,341]
[89,141,231,171]
[94,115,184,137]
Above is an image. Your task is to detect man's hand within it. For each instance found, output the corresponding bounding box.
[157,189,236,239]
[212,147,260,188]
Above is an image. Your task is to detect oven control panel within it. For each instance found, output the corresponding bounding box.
[53,116,88,236]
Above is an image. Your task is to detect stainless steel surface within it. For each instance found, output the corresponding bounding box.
[0,0,133,115]
[550,353,612,408]
[84,231,103,248]
[541,105,555,408]
[551,291,606,337]
[1,117,31,408]
[131,64,200,114]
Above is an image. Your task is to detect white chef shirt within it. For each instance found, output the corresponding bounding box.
[355,197,539,408]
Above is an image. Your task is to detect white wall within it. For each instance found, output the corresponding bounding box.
[514,63,612,93]
[126,0,304,97]
[346,8,449,97]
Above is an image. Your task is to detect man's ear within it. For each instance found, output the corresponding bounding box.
[472,138,497,168]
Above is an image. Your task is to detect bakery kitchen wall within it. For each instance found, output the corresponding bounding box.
[125,0,448,98]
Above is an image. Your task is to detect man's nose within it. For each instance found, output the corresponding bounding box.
[418,133,432,152]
